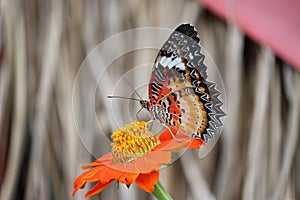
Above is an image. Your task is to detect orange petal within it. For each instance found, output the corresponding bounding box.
[174,133,205,149]
[114,157,156,174]
[119,157,157,174]
[117,172,139,185]
[185,138,205,149]
[156,132,206,151]
[73,167,104,196]
[143,151,171,166]
[85,180,114,198]
[134,156,158,173]
[154,138,190,151]
[158,127,179,141]
[158,127,205,150]
[82,160,101,169]
[98,166,123,183]
[107,151,170,174]
[82,152,113,169]
[72,179,86,196]
[115,161,138,173]
[83,166,107,181]
[133,157,161,173]
[135,171,159,192]
[73,168,98,189]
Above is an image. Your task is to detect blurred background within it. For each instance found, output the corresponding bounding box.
[0,0,299,200]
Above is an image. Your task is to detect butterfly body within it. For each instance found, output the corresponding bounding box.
[142,24,225,143]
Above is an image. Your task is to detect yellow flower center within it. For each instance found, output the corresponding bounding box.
[111,121,160,163]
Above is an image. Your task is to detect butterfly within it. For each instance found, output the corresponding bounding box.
[140,24,225,144]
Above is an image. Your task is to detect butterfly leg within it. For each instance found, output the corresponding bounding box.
[135,107,143,121]
[144,120,179,141]
[144,120,153,132]
[161,123,181,140]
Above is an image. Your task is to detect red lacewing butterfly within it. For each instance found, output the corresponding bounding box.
[139,24,226,156]
[109,24,226,157]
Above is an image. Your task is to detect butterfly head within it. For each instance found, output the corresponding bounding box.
[139,100,150,110]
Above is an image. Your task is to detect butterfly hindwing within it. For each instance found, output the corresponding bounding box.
[156,87,210,140]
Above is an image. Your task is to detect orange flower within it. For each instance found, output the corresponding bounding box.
[72,121,204,198]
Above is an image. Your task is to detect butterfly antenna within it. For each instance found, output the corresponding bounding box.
[107,95,141,101]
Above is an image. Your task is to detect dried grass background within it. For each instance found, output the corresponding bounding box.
[0,0,299,200]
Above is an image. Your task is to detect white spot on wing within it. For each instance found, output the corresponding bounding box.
[160,56,172,67]
[164,57,172,66]
[176,62,185,70]
[189,53,194,59]
[160,56,166,64]
[168,57,181,68]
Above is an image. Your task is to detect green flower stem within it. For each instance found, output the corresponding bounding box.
[152,181,173,200]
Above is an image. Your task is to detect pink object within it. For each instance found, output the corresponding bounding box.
[198,0,300,70]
